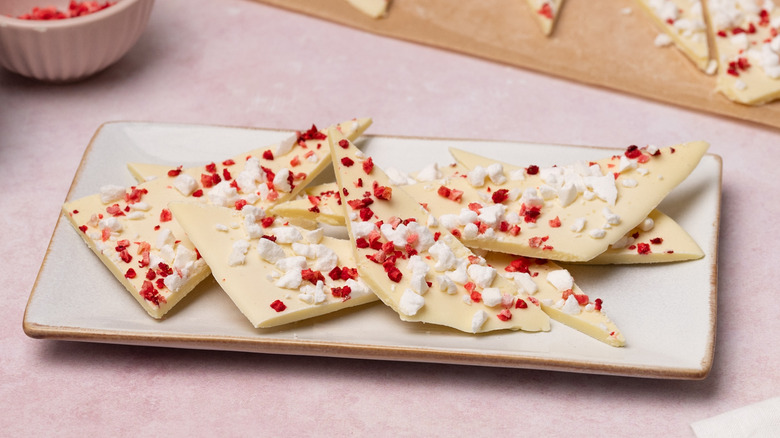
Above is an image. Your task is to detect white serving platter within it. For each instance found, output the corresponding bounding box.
[23,121,721,379]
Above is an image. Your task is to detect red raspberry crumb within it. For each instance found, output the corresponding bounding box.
[373,185,392,201]
[347,198,373,210]
[505,257,530,273]
[538,3,553,19]
[386,267,403,283]
[157,263,173,277]
[625,145,642,159]
[362,157,374,174]
[200,174,215,188]
[139,281,163,306]
[341,267,358,280]
[759,10,770,26]
[359,207,374,221]
[160,209,172,222]
[261,216,275,227]
[448,189,463,202]
[515,298,528,309]
[298,125,327,142]
[637,243,651,254]
[338,139,350,148]
[301,269,325,284]
[491,189,509,204]
[328,267,343,281]
[497,309,512,321]
[520,204,542,223]
[341,157,355,167]
[331,286,352,298]
[106,204,124,217]
[262,150,274,160]
[270,300,287,312]
[119,249,132,263]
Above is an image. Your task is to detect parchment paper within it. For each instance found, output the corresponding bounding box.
[251,0,780,130]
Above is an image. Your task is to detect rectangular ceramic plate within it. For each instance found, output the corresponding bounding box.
[24,122,721,379]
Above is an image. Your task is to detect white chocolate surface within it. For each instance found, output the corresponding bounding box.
[170,202,378,328]
[706,0,780,104]
[525,0,564,35]
[328,128,551,334]
[346,0,390,18]
[447,147,704,263]
[62,177,210,318]
[404,142,708,262]
[635,0,711,70]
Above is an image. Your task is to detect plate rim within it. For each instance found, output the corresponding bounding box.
[23,120,722,379]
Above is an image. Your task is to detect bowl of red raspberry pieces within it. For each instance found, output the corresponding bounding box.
[0,0,154,82]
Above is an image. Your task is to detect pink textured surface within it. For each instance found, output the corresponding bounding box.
[1,0,778,435]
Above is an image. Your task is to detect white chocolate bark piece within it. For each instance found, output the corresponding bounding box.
[271,183,346,226]
[66,119,370,318]
[705,0,780,105]
[587,209,703,264]
[126,119,372,191]
[447,147,704,264]
[328,128,550,334]
[635,0,712,71]
[402,141,708,262]
[63,178,210,318]
[484,253,625,347]
[269,162,469,226]
[346,0,390,18]
[525,0,565,35]
[169,202,377,328]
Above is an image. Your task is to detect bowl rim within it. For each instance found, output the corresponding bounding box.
[0,0,144,29]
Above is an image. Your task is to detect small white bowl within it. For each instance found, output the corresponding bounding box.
[0,0,154,82]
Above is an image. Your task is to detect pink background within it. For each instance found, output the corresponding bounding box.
[2,0,779,435]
